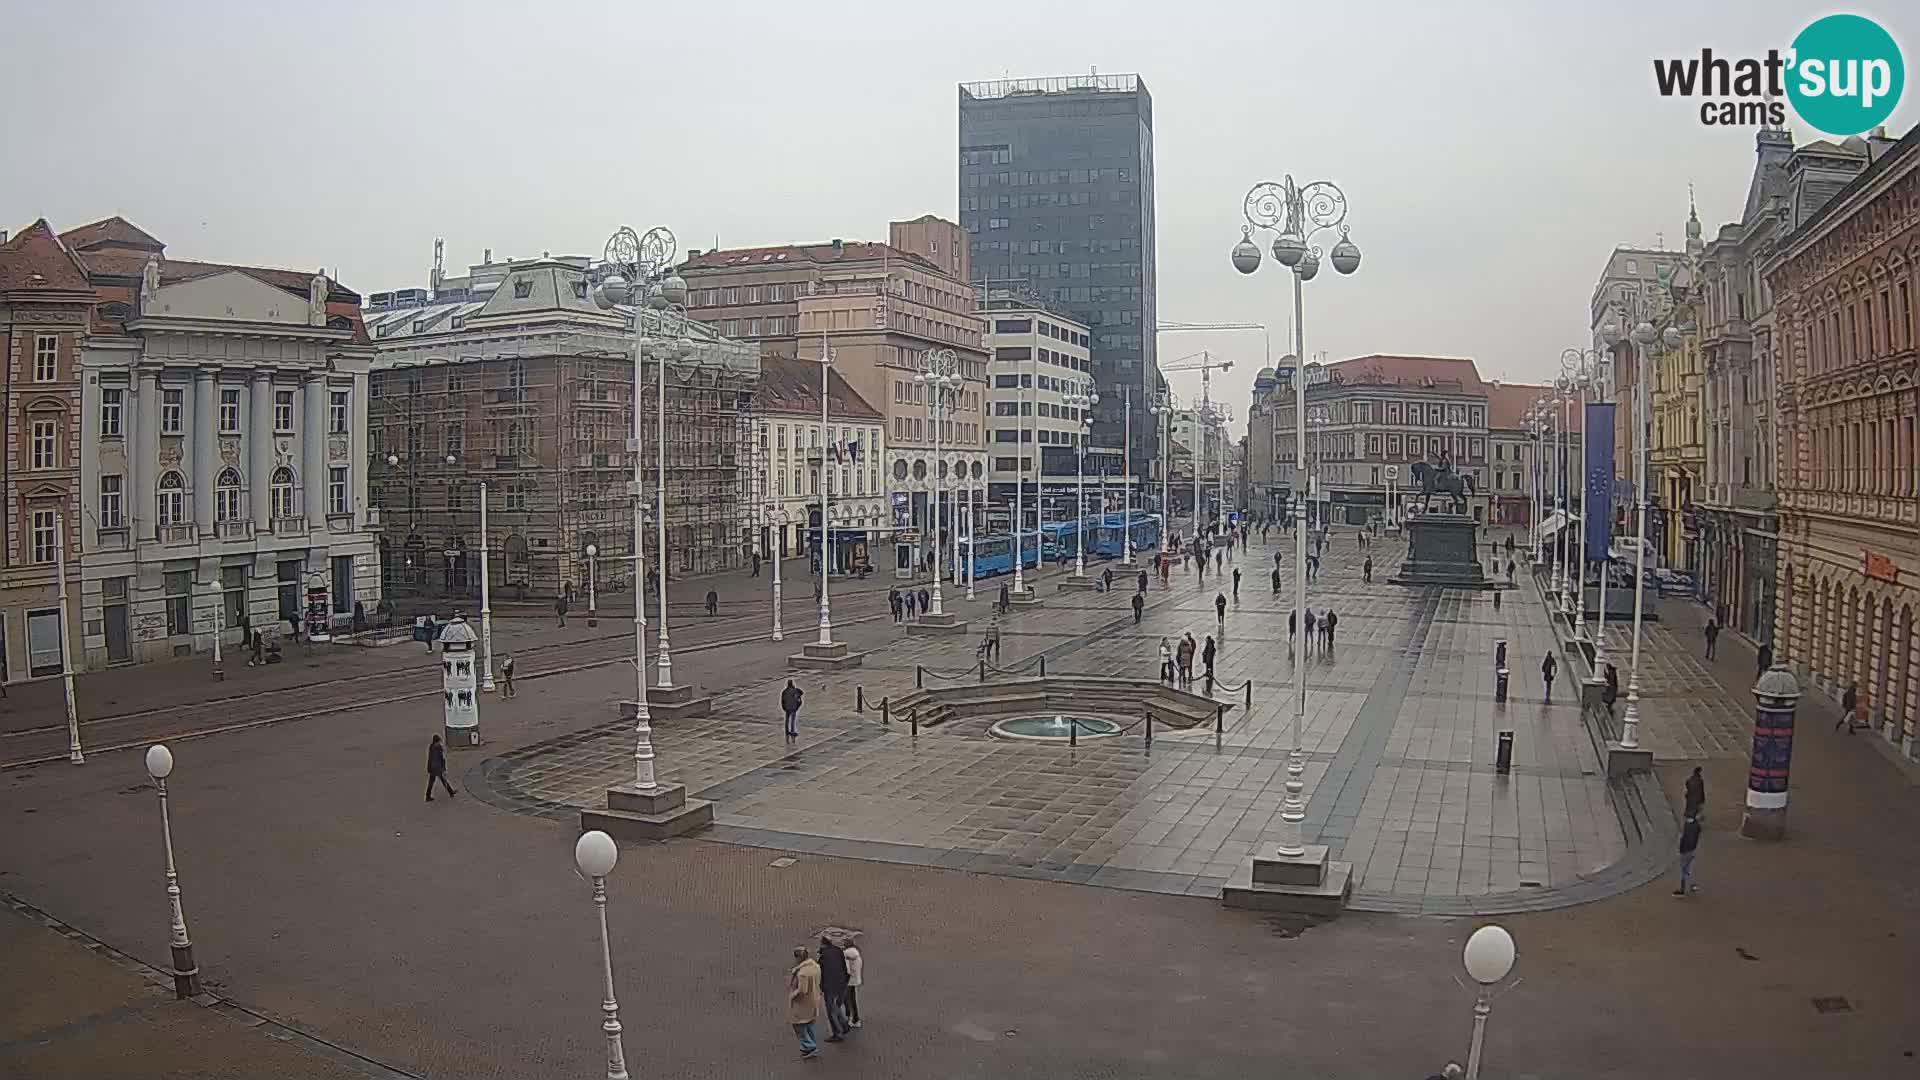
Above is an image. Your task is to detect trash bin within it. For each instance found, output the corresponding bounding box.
[1496,730,1514,774]
[1495,638,1508,671]
[1495,667,1510,704]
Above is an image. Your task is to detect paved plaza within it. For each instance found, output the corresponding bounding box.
[480,532,1640,913]
[6,531,1920,1078]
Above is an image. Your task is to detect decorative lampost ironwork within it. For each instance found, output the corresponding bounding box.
[143,744,200,999]
[916,348,962,616]
[1232,174,1362,858]
[1066,383,1099,577]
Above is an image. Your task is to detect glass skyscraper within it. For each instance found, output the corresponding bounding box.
[958,74,1159,483]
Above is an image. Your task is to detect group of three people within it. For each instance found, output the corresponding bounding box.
[786,935,865,1058]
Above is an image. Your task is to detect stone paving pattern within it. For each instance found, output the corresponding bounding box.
[487,531,1628,911]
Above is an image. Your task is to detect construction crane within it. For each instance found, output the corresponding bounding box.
[1160,350,1238,533]
[1157,320,1271,366]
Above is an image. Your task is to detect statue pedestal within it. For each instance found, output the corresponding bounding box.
[1389,514,1493,589]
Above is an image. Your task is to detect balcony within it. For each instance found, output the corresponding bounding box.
[158,523,198,545]
[95,525,129,552]
[217,520,252,540]
[272,517,308,539]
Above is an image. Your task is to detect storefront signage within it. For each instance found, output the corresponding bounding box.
[1862,549,1899,584]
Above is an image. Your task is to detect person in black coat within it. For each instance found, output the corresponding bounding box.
[1130,591,1144,624]
[1683,765,1705,818]
[998,582,1011,614]
[817,937,852,1040]
[1201,635,1217,688]
[781,680,804,739]
[1214,593,1227,621]
[1603,662,1619,715]
[425,735,455,802]
[1838,682,1859,733]
[1541,652,1557,702]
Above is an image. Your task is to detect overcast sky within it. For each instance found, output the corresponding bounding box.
[3,0,1913,438]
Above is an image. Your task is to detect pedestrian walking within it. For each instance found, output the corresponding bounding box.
[1231,567,1241,599]
[917,588,929,618]
[818,937,851,1042]
[1674,810,1702,897]
[1137,569,1148,594]
[554,593,569,628]
[1215,592,1227,622]
[1837,682,1859,733]
[1506,534,1515,554]
[1324,609,1339,650]
[1103,567,1114,591]
[888,587,901,623]
[1683,765,1705,818]
[1704,618,1719,659]
[999,582,1011,615]
[1131,591,1144,624]
[425,735,456,802]
[249,629,264,667]
[1363,556,1373,584]
[1271,567,1282,594]
[706,589,719,617]
[1505,558,1516,583]
[987,616,1002,662]
[1289,609,1297,645]
[1202,635,1217,688]
[1602,662,1618,715]
[786,946,823,1059]
[1541,652,1557,702]
[1215,547,1224,570]
[843,941,864,1028]
[1159,637,1174,683]
[1303,609,1317,656]
[1177,633,1196,686]
[1756,641,1774,679]
[501,655,517,698]
[752,551,762,578]
[781,679,803,739]
[564,581,576,606]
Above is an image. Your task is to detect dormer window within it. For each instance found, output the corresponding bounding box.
[512,278,533,299]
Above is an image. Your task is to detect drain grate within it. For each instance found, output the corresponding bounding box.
[1811,996,1853,1014]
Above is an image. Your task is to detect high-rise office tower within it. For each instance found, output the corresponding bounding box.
[959,73,1158,489]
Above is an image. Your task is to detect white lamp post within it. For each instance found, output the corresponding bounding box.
[815,332,836,646]
[143,744,200,999]
[768,505,786,641]
[1562,347,1601,650]
[1151,392,1172,549]
[1234,173,1362,858]
[55,509,81,763]
[585,543,599,628]
[478,481,495,692]
[1067,385,1099,577]
[572,830,630,1080]
[209,579,224,681]
[964,479,977,601]
[1615,320,1663,750]
[917,348,961,615]
[1460,924,1517,1080]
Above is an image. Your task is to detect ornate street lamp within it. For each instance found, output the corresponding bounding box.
[1232,175,1361,859]
[915,348,962,616]
[1065,383,1100,577]
[143,744,200,999]
[572,830,629,1080]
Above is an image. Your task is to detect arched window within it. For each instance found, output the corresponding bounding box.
[215,468,244,523]
[157,471,186,526]
[270,466,297,520]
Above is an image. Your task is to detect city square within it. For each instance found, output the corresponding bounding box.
[4,3,1920,1076]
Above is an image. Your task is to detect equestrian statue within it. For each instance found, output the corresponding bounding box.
[1410,457,1474,515]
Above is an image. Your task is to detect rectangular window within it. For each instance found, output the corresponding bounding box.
[165,570,192,636]
[445,422,463,455]
[219,388,242,432]
[30,508,56,564]
[100,388,123,437]
[33,334,57,382]
[275,390,296,433]
[328,466,349,516]
[162,388,183,434]
[330,390,350,433]
[99,475,124,528]
[30,419,56,469]
[332,555,353,614]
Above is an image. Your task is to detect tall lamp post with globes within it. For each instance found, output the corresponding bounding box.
[1151,390,1172,544]
[143,744,200,999]
[1561,346,1601,648]
[585,543,598,628]
[1233,174,1362,861]
[1598,317,1663,752]
[208,579,224,681]
[1065,383,1099,578]
[572,830,629,1080]
[916,348,962,617]
[767,505,787,641]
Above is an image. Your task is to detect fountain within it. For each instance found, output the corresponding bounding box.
[989,713,1122,743]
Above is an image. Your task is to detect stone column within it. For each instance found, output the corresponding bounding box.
[249,371,272,528]
[193,370,216,534]
[136,370,161,535]
[1742,664,1801,841]
[304,374,328,530]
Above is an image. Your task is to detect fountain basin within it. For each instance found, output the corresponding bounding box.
[989,714,1122,743]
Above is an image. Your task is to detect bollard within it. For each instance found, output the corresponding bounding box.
[1244,680,1253,709]
[856,686,865,713]
[916,665,924,689]
[1495,667,1510,704]
[910,711,919,737]
[1495,638,1508,672]
[1216,705,1225,734]
[979,656,987,683]
[1040,656,1047,677]
[1069,717,1078,747]
[881,697,890,725]
[1144,710,1154,747]
[1495,730,1514,774]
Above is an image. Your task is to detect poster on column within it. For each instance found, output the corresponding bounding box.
[1583,402,1615,562]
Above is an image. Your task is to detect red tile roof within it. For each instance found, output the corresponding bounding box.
[683,241,938,274]
[755,356,883,420]
[0,219,92,293]
[59,216,164,254]
[1485,381,1582,432]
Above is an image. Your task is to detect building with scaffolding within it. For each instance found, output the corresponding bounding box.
[363,251,760,604]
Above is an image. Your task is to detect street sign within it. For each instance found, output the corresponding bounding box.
[1384,465,1399,480]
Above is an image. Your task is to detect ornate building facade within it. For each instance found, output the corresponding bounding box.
[1768,125,1920,751]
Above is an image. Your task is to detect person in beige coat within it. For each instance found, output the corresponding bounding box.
[786,947,824,1058]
